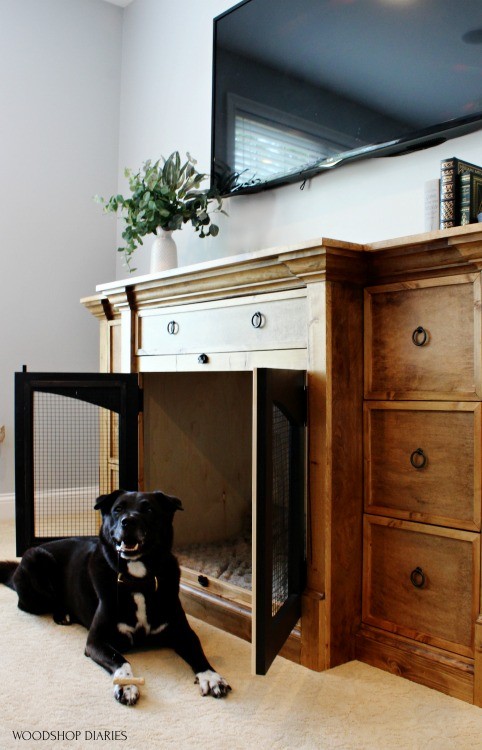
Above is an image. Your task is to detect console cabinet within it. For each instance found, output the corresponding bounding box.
[83,224,482,702]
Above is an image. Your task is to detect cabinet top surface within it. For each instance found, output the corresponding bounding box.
[94,224,482,294]
[82,224,482,317]
[366,222,482,252]
[94,235,364,294]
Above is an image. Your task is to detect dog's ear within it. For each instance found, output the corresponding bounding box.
[94,489,124,514]
[153,491,184,513]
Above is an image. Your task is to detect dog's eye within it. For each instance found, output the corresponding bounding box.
[112,505,124,515]
[141,504,153,514]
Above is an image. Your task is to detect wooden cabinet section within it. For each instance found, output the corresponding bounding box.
[137,290,307,357]
[83,238,366,677]
[364,401,482,530]
[364,274,482,400]
[358,225,482,706]
[363,515,480,657]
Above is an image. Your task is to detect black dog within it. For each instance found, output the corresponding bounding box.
[0,489,230,705]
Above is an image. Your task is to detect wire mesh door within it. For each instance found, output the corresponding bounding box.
[253,368,306,675]
[15,372,140,555]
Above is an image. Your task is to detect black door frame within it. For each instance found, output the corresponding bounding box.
[254,368,306,674]
[14,372,140,555]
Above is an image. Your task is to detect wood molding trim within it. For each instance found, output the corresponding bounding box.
[86,241,366,317]
[83,227,482,321]
[366,226,482,283]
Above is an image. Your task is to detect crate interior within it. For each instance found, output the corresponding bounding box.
[143,371,253,593]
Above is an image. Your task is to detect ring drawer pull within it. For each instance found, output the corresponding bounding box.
[410,448,427,470]
[251,311,264,329]
[412,326,428,346]
[167,320,179,335]
[410,566,426,589]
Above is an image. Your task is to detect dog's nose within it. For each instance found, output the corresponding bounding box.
[120,515,135,528]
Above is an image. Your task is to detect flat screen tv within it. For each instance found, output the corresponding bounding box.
[211,0,482,196]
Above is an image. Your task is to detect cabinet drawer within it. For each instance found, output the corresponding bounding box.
[137,292,307,357]
[363,515,480,656]
[365,402,481,530]
[365,275,482,400]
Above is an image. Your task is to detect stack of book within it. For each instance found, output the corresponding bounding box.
[440,157,482,229]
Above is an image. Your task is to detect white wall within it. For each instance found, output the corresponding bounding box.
[115,0,234,276]
[0,0,123,496]
[2,0,482,498]
[116,0,482,278]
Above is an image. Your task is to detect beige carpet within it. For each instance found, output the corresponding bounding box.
[2,522,482,749]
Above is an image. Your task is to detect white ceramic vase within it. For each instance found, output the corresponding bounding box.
[150,227,178,273]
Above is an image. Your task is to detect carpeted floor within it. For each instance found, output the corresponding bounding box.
[2,521,482,749]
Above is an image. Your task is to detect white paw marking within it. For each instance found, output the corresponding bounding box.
[113,663,140,706]
[195,669,231,698]
[151,622,168,635]
[117,622,134,643]
[117,592,167,639]
[114,663,132,680]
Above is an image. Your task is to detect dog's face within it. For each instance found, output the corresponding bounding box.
[94,490,183,560]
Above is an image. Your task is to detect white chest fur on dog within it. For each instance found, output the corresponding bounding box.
[127,561,147,578]
[117,591,168,642]
[117,560,167,641]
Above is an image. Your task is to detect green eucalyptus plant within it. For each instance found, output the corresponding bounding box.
[95,151,225,271]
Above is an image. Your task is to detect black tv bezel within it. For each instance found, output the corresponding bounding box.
[210,0,482,197]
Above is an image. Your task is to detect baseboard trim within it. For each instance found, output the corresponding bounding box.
[355,625,474,704]
[0,486,100,527]
[0,493,15,521]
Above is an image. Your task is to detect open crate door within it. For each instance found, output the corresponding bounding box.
[15,372,141,555]
[253,368,306,674]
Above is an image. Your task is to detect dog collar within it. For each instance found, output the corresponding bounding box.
[117,572,159,592]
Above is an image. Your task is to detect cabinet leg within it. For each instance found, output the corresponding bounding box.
[300,589,326,671]
[474,617,482,706]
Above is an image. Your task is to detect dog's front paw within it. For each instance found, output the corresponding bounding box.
[114,682,139,706]
[195,670,231,698]
[113,664,140,706]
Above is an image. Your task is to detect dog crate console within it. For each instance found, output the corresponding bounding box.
[19,226,482,697]
[78,239,366,674]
